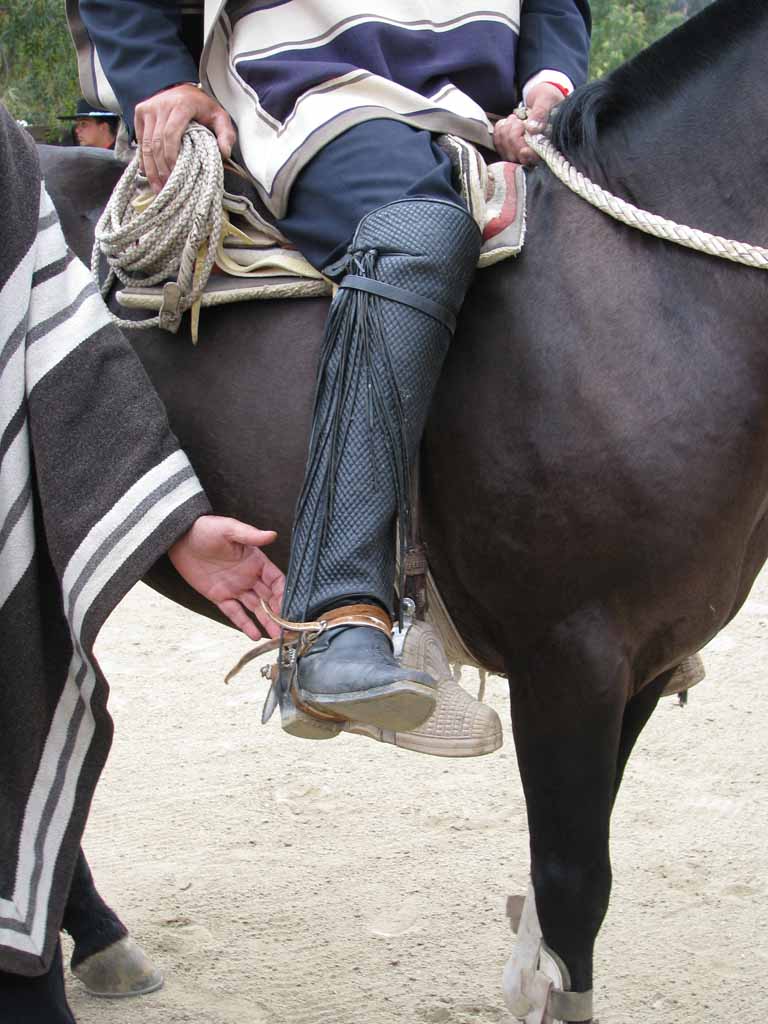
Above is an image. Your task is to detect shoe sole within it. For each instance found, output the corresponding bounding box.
[395,728,503,757]
[299,679,437,732]
[280,700,343,740]
[346,720,503,757]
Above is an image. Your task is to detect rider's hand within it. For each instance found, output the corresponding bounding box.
[494,82,567,165]
[134,83,236,193]
[169,516,285,641]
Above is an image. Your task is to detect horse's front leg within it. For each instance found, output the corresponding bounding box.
[62,848,163,998]
[504,621,629,1022]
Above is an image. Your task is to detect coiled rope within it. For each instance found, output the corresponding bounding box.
[525,130,768,271]
[92,122,224,333]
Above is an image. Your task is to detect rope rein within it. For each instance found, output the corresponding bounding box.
[91,123,223,333]
[525,130,768,271]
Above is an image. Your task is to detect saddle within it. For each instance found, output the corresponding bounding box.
[113,135,528,337]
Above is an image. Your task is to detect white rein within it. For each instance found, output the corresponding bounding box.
[525,129,768,271]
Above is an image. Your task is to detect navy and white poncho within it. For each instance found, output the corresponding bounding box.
[70,0,590,215]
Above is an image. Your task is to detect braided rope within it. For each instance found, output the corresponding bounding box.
[92,123,224,332]
[526,131,768,271]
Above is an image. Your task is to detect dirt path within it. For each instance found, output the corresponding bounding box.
[65,570,768,1024]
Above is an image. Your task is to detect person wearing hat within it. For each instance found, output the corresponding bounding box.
[58,97,119,149]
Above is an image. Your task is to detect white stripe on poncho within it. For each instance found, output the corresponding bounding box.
[0,105,210,976]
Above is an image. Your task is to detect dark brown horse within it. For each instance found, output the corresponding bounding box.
[41,1,768,1015]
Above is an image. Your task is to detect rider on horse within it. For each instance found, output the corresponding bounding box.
[73,0,591,738]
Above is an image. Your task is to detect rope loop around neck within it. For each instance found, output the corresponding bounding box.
[525,129,768,271]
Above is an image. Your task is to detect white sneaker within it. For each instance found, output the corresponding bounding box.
[346,622,503,757]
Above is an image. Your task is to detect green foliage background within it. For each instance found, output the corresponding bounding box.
[0,0,715,134]
[0,2,81,135]
[588,1,712,77]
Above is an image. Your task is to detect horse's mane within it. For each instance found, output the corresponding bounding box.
[550,0,765,165]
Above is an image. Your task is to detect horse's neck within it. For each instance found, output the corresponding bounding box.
[589,28,768,247]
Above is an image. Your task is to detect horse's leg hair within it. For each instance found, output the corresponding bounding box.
[61,848,128,969]
[506,613,628,998]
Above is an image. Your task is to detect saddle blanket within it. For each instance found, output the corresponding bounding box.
[116,135,526,316]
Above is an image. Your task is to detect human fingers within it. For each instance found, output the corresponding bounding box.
[253,597,282,639]
[162,105,195,186]
[135,108,161,190]
[218,597,263,641]
[239,589,262,614]
[252,582,284,625]
[248,576,284,621]
[222,519,278,550]
[136,99,172,193]
[208,107,236,160]
[524,82,567,139]
[258,557,285,593]
[136,87,195,193]
[147,111,174,191]
[494,116,536,165]
[237,590,280,639]
[250,579,274,604]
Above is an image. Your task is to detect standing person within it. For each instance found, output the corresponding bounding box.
[57,97,119,150]
[70,1,591,738]
[0,102,284,1022]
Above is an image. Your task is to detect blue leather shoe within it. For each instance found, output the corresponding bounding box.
[295,615,437,731]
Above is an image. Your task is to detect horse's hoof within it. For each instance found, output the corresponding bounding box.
[72,935,164,998]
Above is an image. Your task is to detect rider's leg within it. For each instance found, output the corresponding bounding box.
[275,121,481,732]
[0,941,76,1023]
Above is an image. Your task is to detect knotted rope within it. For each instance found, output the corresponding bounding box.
[525,129,768,271]
[92,122,224,334]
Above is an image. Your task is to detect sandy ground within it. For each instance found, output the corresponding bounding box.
[64,569,768,1024]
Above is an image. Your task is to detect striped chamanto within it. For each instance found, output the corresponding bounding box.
[0,106,210,977]
[71,0,590,216]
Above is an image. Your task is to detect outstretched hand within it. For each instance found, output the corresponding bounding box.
[169,516,285,641]
[134,83,236,193]
[493,82,566,165]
